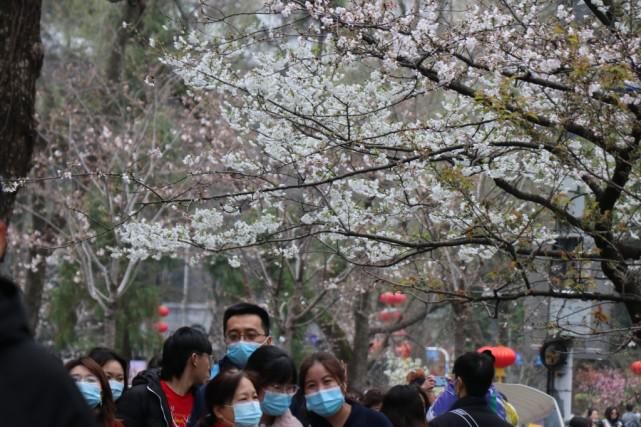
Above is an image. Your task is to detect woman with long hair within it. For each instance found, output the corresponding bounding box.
[88,347,128,402]
[65,357,123,427]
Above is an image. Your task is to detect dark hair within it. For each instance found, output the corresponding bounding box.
[65,357,116,427]
[88,347,129,391]
[569,417,591,427]
[626,403,635,412]
[245,345,297,391]
[299,352,346,390]
[453,351,495,397]
[605,406,619,421]
[587,408,598,418]
[147,354,162,369]
[381,385,427,427]
[223,303,270,336]
[197,369,249,427]
[160,326,212,380]
[363,389,384,409]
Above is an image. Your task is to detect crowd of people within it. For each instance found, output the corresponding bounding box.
[1,267,637,427]
[569,405,641,427]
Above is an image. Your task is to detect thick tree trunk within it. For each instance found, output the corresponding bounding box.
[347,290,373,392]
[0,1,44,225]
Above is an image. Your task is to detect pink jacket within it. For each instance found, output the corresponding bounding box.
[261,410,303,427]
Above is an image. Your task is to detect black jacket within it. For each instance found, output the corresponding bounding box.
[0,276,96,427]
[428,396,513,427]
[117,368,183,427]
[292,399,393,427]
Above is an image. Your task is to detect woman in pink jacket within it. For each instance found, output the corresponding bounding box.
[245,345,303,427]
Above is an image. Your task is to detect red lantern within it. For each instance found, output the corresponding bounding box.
[491,345,517,368]
[392,292,407,305]
[379,292,407,306]
[157,305,170,317]
[631,361,641,375]
[155,321,169,333]
[379,292,395,305]
[378,309,402,322]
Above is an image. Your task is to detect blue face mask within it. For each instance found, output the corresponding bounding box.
[226,342,261,368]
[233,401,262,426]
[76,381,102,408]
[306,386,345,417]
[109,380,124,401]
[261,390,293,416]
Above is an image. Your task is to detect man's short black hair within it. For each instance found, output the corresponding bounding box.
[626,403,635,412]
[160,326,212,380]
[223,303,270,336]
[453,351,495,397]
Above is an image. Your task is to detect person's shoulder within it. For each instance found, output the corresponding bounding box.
[349,403,393,426]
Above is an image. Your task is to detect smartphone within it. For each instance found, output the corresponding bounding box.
[433,376,448,387]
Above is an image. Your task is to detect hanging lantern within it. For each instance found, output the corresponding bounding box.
[392,292,407,305]
[378,309,402,322]
[157,305,170,317]
[492,345,517,368]
[486,345,516,382]
[631,361,641,375]
[379,292,407,306]
[379,292,395,305]
[155,321,169,333]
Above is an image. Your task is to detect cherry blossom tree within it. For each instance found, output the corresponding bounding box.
[113,0,641,339]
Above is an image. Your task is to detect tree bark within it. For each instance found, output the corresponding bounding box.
[0,0,44,225]
[104,302,117,349]
[348,290,373,392]
[106,0,146,82]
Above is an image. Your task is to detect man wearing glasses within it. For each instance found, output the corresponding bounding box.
[188,302,272,427]
[218,302,272,372]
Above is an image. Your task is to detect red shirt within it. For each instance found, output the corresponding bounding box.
[160,380,194,427]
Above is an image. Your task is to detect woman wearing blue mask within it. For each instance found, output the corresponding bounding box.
[296,352,393,427]
[245,345,303,427]
[65,357,124,427]
[196,369,262,427]
[88,347,129,402]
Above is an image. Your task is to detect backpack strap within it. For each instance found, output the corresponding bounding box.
[451,409,481,427]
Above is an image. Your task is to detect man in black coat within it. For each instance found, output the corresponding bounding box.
[429,351,513,427]
[0,274,96,427]
[117,326,212,427]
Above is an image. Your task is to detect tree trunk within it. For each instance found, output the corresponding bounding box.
[452,302,469,359]
[0,0,44,224]
[348,290,373,392]
[106,0,146,82]
[104,302,117,349]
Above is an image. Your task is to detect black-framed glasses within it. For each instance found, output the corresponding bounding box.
[225,330,266,343]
